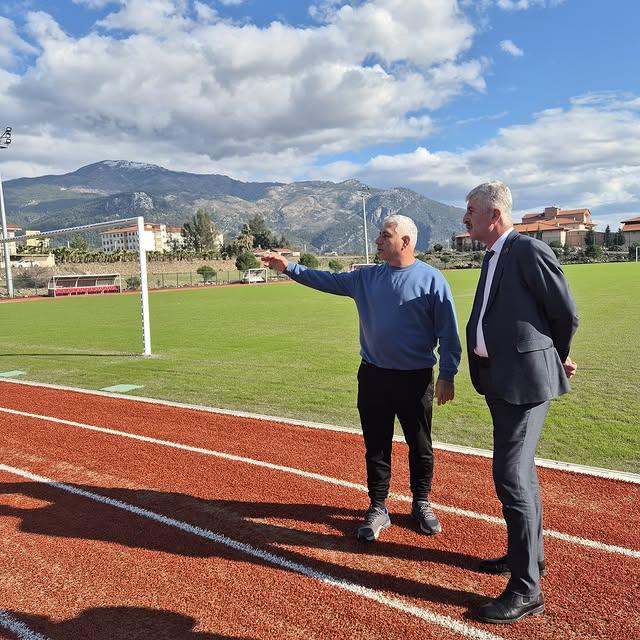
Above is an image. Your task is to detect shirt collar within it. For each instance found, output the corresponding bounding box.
[488,227,514,258]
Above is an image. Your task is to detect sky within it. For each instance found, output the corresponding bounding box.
[0,0,638,229]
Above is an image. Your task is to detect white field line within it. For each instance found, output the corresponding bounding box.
[0,610,50,640]
[0,464,503,640]
[1,406,638,560]
[2,377,639,484]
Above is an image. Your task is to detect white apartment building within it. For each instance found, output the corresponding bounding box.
[100,223,157,253]
[101,222,223,253]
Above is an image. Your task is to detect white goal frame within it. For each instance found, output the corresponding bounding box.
[0,216,152,357]
[241,267,269,284]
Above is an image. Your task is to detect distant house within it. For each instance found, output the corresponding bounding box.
[100,223,222,253]
[516,206,603,248]
[455,205,603,249]
[3,223,22,256]
[621,216,640,246]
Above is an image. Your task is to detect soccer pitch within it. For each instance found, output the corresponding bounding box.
[1,262,638,473]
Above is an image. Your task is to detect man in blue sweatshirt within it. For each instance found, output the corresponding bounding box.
[262,215,461,542]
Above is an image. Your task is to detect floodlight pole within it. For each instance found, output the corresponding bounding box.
[0,126,14,297]
[137,216,152,357]
[360,187,370,264]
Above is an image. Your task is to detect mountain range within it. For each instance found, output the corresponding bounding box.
[2,160,465,252]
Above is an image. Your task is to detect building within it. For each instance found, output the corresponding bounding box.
[621,216,640,246]
[2,223,21,256]
[455,205,603,249]
[100,223,223,253]
[516,206,603,248]
[100,223,157,253]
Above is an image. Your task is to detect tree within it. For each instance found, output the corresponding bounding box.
[328,258,345,272]
[182,209,220,252]
[614,228,625,247]
[584,228,595,248]
[235,251,259,270]
[246,215,277,249]
[125,275,141,290]
[299,252,319,268]
[69,234,89,251]
[603,224,611,248]
[196,265,217,283]
[432,243,443,252]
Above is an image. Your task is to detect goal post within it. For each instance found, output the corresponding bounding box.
[0,215,152,356]
[241,267,269,284]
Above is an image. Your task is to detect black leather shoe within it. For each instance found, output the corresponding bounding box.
[478,554,546,577]
[474,590,544,624]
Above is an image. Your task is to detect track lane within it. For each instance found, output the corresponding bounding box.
[0,381,636,551]
[0,407,638,639]
[0,466,500,640]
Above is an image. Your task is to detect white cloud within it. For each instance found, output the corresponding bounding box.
[0,16,38,67]
[72,0,115,8]
[499,39,523,56]
[313,93,640,227]
[0,0,486,179]
[495,0,565,10]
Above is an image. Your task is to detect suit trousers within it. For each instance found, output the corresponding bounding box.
[357,361,434,506]
[481,361,549,596]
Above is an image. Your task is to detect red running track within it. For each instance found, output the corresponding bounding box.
[0,380,637,640]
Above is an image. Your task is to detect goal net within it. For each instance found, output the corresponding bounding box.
[241,267,268,284]
[0,216,152,356]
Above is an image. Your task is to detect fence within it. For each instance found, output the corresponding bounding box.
[0,269,286,298]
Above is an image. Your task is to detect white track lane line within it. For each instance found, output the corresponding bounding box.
[0,463,503,640]
[1,406,638,560]
[3,377,638,485]
[0,610,50,640]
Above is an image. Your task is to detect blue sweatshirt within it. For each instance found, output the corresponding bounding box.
[284,261,461,381]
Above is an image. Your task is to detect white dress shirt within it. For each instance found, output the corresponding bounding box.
[474,228,514,358]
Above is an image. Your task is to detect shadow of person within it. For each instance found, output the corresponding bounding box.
[2,607,250,640]
[0,480,485,609]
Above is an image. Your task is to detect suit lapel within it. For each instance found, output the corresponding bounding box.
[485,230,518,313]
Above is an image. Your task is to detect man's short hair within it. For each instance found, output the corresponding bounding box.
[466,181,513,221]
[383,214,418,247]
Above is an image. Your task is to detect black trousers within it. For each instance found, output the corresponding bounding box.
[357,361,434,506]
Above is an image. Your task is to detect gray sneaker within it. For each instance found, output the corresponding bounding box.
[411,500,442,535]
[357,505,391,542]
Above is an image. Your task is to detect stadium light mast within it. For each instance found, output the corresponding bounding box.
[359,186,370,264]
[0,126,14,298]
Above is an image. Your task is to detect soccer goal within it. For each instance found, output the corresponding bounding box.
[0,216,152,356]
[241,267,268,284]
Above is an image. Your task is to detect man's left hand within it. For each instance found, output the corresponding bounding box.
[435,379,454,405]
[563,356,577,379]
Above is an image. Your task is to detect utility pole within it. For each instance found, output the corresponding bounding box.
[0,126,14,297]
[359,186,370,263]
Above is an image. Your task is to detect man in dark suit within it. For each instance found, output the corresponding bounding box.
[463,181,579,624]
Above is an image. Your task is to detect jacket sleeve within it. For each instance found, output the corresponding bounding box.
[522,241,579,361]
[284,262,357,297]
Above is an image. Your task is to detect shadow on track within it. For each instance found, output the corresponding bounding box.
[0,480,487,610]
[1,607,249,640]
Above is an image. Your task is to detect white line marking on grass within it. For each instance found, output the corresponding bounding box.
[2,378,639,484]
[0,610,50,640]
[1,406,639,559]
[0,463,503,640]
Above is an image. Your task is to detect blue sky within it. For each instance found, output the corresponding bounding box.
[0,0,639,229]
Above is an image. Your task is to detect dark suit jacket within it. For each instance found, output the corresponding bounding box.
[466,231,579,405]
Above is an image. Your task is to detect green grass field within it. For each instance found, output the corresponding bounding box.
[1,262,638,473]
